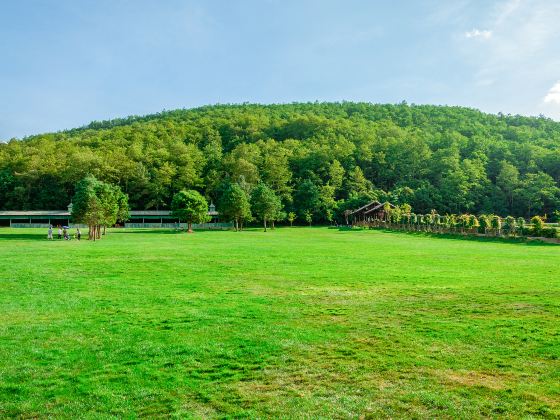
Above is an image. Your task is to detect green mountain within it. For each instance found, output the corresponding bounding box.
[1,102,559,220]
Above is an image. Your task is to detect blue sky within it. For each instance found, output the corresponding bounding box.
[1,0,560,140]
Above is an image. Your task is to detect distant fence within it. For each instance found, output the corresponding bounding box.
[124,222,233,230]
[7,222,232,230]
[10,223,88,228]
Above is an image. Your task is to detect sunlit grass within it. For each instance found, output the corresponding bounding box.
[0,227,558,417]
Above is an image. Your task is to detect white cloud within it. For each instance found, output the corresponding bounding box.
[465,28,492,39]
[474,0,560,62]
[456,0,560,119]
[544,81,560,105]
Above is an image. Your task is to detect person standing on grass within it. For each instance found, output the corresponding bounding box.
[76,228,81,241]
[58,226,62,239]
[63,227,68,240]
[47,226,53,240]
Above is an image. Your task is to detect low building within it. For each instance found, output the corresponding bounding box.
[0,207,74,228]
[0,203,231,229]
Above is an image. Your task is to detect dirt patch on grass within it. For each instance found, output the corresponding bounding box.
[505,302,544,314]
[436,369,511,390]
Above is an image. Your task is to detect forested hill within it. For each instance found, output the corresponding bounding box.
[1,102,560,220]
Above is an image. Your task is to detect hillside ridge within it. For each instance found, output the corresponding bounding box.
[1,102,559,219]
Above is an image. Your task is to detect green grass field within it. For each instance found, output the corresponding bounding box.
[0,227,558,418]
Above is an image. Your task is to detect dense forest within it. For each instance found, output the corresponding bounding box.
[1,102,560,222]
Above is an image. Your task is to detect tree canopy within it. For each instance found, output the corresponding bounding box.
[71,175,129,240]
[170,189,209,232]
[217,182,252,231]
[1,102,560,220]
[250,182,282,231]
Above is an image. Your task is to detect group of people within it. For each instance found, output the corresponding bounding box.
[47,225,81,241]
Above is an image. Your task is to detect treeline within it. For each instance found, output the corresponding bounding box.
[1,102,560,221]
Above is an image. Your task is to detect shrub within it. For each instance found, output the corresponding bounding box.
[491,215,502,234]
[531,216,545,236]
[424,213,433,225]
[540,227,558,238]
[479,215,490,234]
[469,215,480,231]
[503,216,517,235]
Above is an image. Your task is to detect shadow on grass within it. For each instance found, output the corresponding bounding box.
[0,229,234,240]
[340,227,559,247]
[109,228,232,235]
[0,233,58,241]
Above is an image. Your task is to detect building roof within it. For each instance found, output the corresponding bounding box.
[363,202,396,215]
[129,210,219,216]
[348,200,381,216]
[0,210,70,217]
[0,209,219,218]
[348,201,397,217]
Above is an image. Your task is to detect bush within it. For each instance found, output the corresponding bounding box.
[540,227,558,238]
[469,215,479,230]
[519,227,531,236]
[503,216,516,235]
[491,215,502,233]
[531,216,545,236]
[479,215,490,234]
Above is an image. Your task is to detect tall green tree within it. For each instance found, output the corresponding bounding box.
[344,166,372,198]
[287,212,296,227]
[171,190,210,233]
[518,172,560,217]
[71,175,128,240]
[293,179,321,223]
[218,182,252,231]
[71,175,102,240]
[496,161,520,214]
[250,183,282,231]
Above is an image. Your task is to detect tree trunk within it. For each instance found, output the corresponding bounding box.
[103,225,106,236]
[264,218,267,232]
[188,222,193,233]
[272,220,275,230]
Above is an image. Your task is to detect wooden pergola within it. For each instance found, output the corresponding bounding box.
[348,200,396,225]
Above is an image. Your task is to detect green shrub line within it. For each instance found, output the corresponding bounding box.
[354,206,559,241]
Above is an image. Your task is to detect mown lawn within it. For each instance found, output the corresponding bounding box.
[0,227,558,418]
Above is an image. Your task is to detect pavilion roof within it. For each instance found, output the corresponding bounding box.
[363,203,394,215]
[348,200,381,216]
